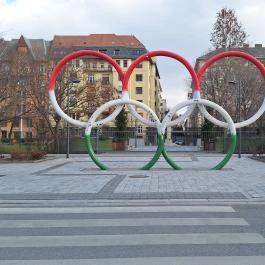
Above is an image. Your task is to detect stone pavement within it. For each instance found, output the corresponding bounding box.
[0,152,264,200]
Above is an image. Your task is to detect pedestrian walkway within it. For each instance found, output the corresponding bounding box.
[0,201,265,264]
[0,153,265,200]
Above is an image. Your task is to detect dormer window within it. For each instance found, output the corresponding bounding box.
[114,49,120,56]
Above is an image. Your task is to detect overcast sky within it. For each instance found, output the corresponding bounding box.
[0,0,265,108]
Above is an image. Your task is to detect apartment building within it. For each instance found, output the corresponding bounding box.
[0,34,163,141]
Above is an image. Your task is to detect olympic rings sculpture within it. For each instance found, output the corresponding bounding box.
[49,50,265,170]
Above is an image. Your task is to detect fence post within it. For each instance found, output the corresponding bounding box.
[96,128,99,154]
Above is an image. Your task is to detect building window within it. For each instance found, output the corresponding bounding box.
[136,63,143,68]
[138,113,143,117]
[99,49,107,54]
[22,104,26,113]
[13,118,19,127]
[1,130,7,139]
[123,60,128,68]
[114,49,120,56]
[72,60,80,68]
[100,63,104,69]
[136,74,143,81]
[88,74,95,83]
[70,113,80,120]
[26,132,32,139]
[116,60,120,65]
[85,61,90,69]
[102,75,110,85]
[13,131,20,140]
[40,65,45,72]
[0,121,7,127]
[137,100,143,103]
[132,49,141,55]
[137,126,143,134]
[136,87,143,94]
[27,118,32,127]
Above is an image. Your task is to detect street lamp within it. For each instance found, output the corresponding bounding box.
[228,80,242,158]
[17,79,25,144]
[66,79,80,159]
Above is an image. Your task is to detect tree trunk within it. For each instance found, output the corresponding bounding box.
[8,122,14,141]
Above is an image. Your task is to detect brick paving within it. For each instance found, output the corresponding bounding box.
[0,153,264,200]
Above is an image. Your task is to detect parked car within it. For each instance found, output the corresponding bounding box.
[173,136,184,145]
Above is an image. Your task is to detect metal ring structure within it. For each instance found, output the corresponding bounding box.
[197,51,265,129]
[162,99,237,170]
[47,49,265,171]
[84,98,163,170]
[123,50,201,127]
[49,50,125,128]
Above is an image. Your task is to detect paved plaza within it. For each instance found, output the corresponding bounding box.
[1,153,265,264]
[0,152,264,200]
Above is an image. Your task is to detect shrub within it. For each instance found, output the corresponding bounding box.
[30,151,46,160]
[10,152,30,160]
[10,151,46,160]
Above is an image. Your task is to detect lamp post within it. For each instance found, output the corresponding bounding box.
[66,79,80,159]
[20,89,24,143]
[17,79,24,144]
[228,80,242,158]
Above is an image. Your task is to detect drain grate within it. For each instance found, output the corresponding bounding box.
[129,175,149,179]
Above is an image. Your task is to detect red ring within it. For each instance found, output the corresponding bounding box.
[197,51,265,81]
[123,50,200,92]
[49,50,124,91]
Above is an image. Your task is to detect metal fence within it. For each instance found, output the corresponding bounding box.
[1,128,264,155]
[51,128,265,155]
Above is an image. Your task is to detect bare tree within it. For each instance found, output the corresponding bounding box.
[27,60,117,152]
[84,79,117,118]
[199,8,265,128]
[0,48,33,140]
[210,8,248,49]
[200,58,265,125]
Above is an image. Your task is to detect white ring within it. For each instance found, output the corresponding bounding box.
[85,99,161,135]
[198,98,265,129]
[163,99,236,135]
[49,90,124,128]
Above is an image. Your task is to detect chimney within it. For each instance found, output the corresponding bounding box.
[255,43,262,48]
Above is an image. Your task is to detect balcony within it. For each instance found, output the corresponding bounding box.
[84,65,112,72]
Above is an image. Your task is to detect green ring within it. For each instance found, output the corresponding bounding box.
[85,132,236,170]
[211,134,237,170]
[161,133,237,170]
[85,134,109,170]
[162,149,183,170]
[85,133,165,170]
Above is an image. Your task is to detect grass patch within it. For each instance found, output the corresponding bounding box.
[71,137,112,153]
[0,143,39,154]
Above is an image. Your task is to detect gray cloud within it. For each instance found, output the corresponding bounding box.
[0,0,264,107]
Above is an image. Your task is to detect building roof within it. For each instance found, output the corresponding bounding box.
[197,46,265,61]
[52,34,145,48]
[195,45,265,71]
[0,35,51,61]
[0,34,148,61]
[50,34,147,59]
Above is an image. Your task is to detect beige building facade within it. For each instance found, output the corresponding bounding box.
[0,34,164,141]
